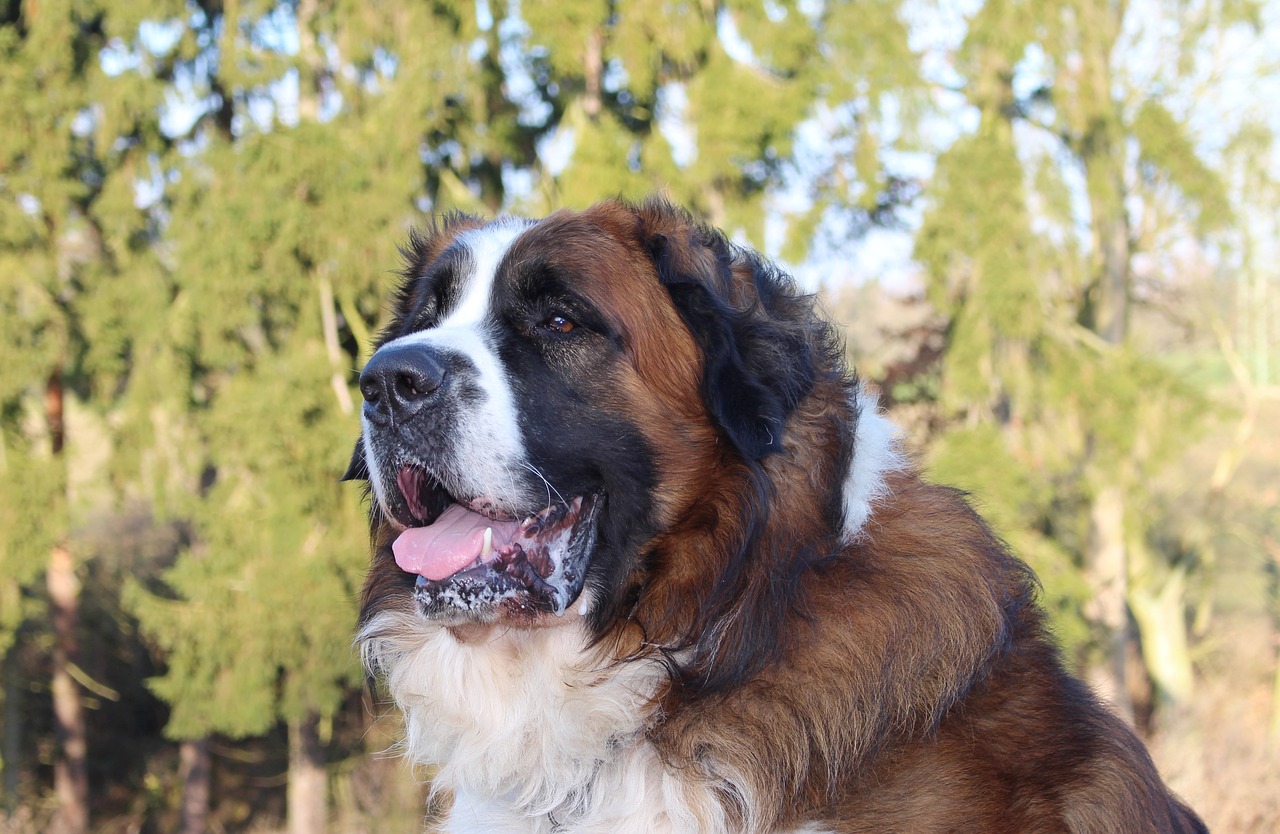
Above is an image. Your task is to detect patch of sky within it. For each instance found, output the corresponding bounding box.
[477,0,495,32]
[71,108,95,139]
[1006,43,1092,251]
[502,164,535,207]
[252,4,300,55]
[768,0,982,290]
[1126,0,1280,177]
[99,39,141,77]
[717,8,757,66]
[603,59,629,95]
[538,127,576,178]
[274,69,301,127]
[1012,117,1090,251]
[140,19,185,56]
[1011,44,1051,113]
[134,155,170,210]
[247,87,277,132]
[627,141,644,174]
[656,83,697,169]
[499,5,554,129]
[102,17,183,77]
[132,2,307,140]
[780,92,934,289]
[797,0,822,19]
[802,0,980,289]
[422,139,467,173]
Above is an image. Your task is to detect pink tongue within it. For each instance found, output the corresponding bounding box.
[393,504,520,581]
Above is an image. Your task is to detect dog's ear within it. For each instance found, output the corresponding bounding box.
[340,437,369,482]
[640,200,816,461]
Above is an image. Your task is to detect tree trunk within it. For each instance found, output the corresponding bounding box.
[179,738,211,834]
[1072,0,1143,724]
[287,713,326,834]
[1086,178,1131,344]
[47,544,89,834]
[45,370,89,834]
[584,26,604,120]
[1266,536,1280,742]
[1084,484,1133,722]
[318,271,353,416]
[1128,570,1194,706]
[1271,635,1280,743]
[3,645,21,812]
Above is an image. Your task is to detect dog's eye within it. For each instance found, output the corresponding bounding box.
[541,315,575,335]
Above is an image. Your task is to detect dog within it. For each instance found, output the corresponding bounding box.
[346,198,1206,833]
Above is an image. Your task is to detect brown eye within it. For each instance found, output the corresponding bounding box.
[542,315,575,334]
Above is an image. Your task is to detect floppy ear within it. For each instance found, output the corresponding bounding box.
[643,207,816,461]
[340,437,369,482]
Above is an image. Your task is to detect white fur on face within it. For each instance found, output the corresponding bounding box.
[840,384,905,541]
[361,220,534,513]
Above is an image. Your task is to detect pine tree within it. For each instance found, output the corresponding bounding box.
[1,0,176,827]
[121,2,467,830]
[914,0,1243,719]
[516,0,920,254]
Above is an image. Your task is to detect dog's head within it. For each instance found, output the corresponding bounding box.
[350,198,871,678]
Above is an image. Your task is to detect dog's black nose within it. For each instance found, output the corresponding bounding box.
[359,344,446,424]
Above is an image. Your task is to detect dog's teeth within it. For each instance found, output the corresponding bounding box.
[481,527,493,559]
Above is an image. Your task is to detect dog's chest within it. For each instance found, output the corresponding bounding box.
[365,615,733,831]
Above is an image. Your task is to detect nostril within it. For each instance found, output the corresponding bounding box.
[394,371,433,401]
[359,377,383,404]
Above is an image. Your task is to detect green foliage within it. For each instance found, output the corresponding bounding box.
[0,446,64,656]
[523,0,920,249]
[1132,101,1233,233]
[0,0,171,659]
[917,126,1041,416]
[927,424,1092,653]
[127,347,365,738]
[912,0,1236,676]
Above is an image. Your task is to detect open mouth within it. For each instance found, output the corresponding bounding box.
[389,465,600,618]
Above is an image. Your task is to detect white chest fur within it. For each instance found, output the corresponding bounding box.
[360,613,736,833]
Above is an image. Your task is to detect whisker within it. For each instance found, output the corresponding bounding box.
[518,461,565,506]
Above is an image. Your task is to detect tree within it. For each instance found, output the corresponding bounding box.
[912,0,1242,722]
[1,0,177,827]
[122,2,445,830]
[516,0,921,255]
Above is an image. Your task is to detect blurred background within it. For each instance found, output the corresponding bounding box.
[1,0,1278,832]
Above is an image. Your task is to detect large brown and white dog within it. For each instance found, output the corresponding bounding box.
[346,198,1206,833]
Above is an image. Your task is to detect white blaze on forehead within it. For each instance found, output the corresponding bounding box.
[361,219,534,511]
[447,220,533,326]
[841,384,906,542]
